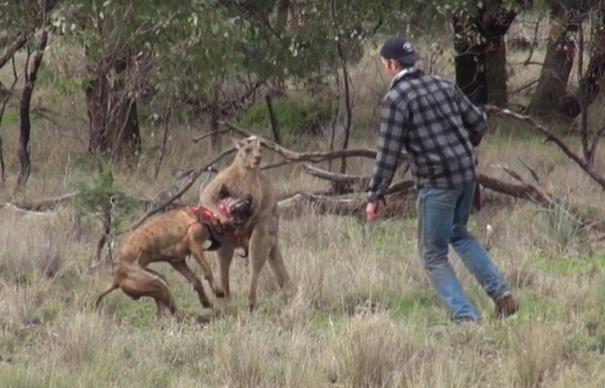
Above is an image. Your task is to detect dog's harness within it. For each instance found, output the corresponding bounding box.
[188,205,232,251]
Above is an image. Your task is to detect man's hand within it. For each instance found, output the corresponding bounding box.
[365,201,381,221]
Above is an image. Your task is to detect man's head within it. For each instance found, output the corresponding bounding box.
[234,136,262,169]
[380,36,418,78]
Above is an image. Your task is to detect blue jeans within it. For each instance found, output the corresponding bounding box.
[417,180,510,321]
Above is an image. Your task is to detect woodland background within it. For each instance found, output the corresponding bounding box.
[0,1,605,387]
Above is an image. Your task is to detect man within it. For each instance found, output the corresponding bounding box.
[366,36,518,322]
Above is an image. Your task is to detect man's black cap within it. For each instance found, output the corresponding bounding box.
[380,36,419,65]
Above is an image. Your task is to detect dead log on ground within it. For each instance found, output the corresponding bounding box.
[485,105,605,190]
[219,121,407,168]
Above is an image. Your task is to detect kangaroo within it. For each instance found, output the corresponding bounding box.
[200,136,290,310]
[95,195,253,319]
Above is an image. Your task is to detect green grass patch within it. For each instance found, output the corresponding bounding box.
[103,297,158,329]
[311,310,335,330]
[388,289,436,318]
[515,291,559,320]
[533,254,605,276]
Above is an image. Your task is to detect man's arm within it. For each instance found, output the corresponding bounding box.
[367,95,408,203]
[455,85,487,146]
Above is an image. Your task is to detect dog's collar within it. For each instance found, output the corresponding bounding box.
[189,206,225,250]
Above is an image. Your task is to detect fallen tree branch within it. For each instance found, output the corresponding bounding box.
[302,163,414,195]
[486,106,605,190]
[4,191,79,212]
[518,158,541,184]
[278,192,363,217]
[289,162,605,231]
[1,191,163,216]
[0,33,28,70]
[478,173,605,232]
[128,147,236,231]
[277,181,417,219]
[219,120,406,168]
[303,163,369,186]
[2,202,57,216]
[477,173,553,208]
[192,129,231,144]
[279,163,416,219]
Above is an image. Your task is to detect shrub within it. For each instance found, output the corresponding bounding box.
[238,96,332,138]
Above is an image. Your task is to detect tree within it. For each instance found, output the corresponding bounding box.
[453,0,530,106]
[575,1,605,114]
[528,1,589,116]
[0,0,56,192]
[0,1,52,191]
[73,1,152,161]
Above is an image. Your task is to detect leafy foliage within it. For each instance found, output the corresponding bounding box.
[76,159,139,234]
[238,97,333,137]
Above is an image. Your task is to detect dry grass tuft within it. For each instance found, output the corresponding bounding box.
[511,321,567,388]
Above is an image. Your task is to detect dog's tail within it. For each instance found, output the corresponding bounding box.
[95,283,119,310]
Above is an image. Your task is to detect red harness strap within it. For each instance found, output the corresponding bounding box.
[189,207,221,228]
[188,206,225,251]
[189,203,230,224]
[218,202,231,218]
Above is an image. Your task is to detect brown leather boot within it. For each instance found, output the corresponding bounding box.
[495,294,519,319]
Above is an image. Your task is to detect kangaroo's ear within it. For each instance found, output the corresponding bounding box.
[218,184,229,199]
[232,137,244,150]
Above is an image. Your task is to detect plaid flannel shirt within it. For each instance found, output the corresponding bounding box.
[367,68,487,202]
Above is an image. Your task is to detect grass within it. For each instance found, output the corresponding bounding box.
[0,28,604,388]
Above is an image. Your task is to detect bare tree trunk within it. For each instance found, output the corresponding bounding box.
[529,3,579,116]
[453,1,521,106]
[329,0,352,176]
[275,0,290,33]
[484,34,508,107]
[209,96,221,152]
[328,67,340,172]
[154,107,171,178]
[16,20,49,192]
[576,4,605,112]
[85,60,141,161]
[337,40,352,175]
[0,57,18,190]
[265,95,282,144]
[453,11,488,105]
[482,2,518,107]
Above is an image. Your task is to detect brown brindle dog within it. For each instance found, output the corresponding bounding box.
[95,195,253,319]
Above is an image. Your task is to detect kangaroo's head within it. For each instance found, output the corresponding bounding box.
[233,136,262,170]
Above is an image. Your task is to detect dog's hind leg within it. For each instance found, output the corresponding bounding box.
[119,266,178,318]
[170,260,212,308]
[144,267,169,284]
